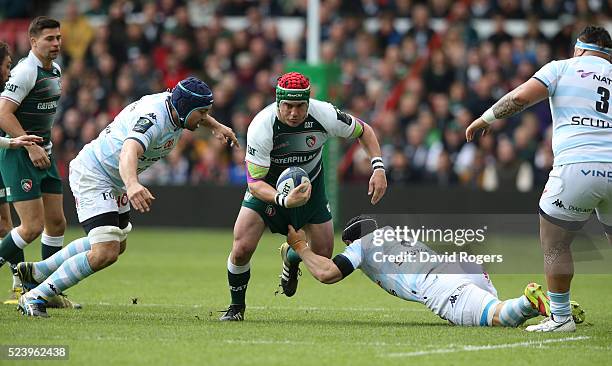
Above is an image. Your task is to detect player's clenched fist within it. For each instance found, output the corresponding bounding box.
[285,181,311,208]
[127,182,155,213]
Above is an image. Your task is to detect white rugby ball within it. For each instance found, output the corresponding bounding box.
[276,167,310,196]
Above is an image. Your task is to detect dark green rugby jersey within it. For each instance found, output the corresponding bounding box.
[0,51,61,146]
[245,99,364,186]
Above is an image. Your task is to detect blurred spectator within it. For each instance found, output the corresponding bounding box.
[374,12,402,55]
[482,138,533,192]
[497,0,525,18]
[62,1,95,63]
[0,0,52,18]
[470,0,494,18]
[406,4,435,57]
[488,15,512,49]
[423,50,455,95]
[534,0,563,19]
[429,150,459,187]
[448,2,479,48]
[387,146,413,184]
[403,123,428,180]
[85,0,110,16]
[12,0,603,194]
[107,2,127,64]
[228,146,247,185]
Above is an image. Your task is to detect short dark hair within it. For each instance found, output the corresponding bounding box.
[0,41,9,65]
[28,16,61,38]
[577,25,612,50]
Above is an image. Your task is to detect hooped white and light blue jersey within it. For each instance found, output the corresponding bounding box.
[532,55,612,166]
[338,227,448,305]
[76,92,183,187]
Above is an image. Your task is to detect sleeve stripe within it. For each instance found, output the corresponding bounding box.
[125,137,146,151]
[245,163,262,183]
[532,76,548,89]
[0,96,21,106]
[351,118,365,139]
[246,161,269,180]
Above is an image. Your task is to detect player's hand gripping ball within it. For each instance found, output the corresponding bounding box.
[276,167,310,194]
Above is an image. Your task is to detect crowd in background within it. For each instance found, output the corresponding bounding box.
[2,0,611,191]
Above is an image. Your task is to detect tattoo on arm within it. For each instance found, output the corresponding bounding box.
[491,93,528,120]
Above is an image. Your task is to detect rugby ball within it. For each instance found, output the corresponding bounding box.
[276,167,310,196]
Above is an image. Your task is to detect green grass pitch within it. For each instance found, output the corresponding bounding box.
[1,228,611,365]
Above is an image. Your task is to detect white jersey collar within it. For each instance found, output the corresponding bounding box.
[27,50,46,68]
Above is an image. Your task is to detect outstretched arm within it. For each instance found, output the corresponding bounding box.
[202,114,239,147]
[466,78,549,141]
[287,225,344,284]
[357,122,387,205]
[0,135,43,149]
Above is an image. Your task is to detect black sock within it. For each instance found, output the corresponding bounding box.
[0,233,21,268]
[7,249,24,267]
[228,270,250,306]
[41,244,61,260]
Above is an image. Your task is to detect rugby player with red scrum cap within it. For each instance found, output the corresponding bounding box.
[220,72,387,321]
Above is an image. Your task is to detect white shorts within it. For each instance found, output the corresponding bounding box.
[423,272,498,326]
[539,162,612,231]
[69,157,130,223]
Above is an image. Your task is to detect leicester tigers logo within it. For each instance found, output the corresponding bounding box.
[265,205,276,217]
[21,179,32,192]
[163,139,175,149]
[306,135,316,148]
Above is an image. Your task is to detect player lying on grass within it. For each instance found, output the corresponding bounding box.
[284,215,585,327]
[15,76,238,317]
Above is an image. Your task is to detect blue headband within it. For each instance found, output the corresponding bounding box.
[575,39,611,55]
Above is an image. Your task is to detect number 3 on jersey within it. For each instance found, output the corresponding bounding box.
[596,87,610,113]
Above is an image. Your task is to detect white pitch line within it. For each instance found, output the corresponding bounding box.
[384,336,591,358]
[92,302,426,312]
